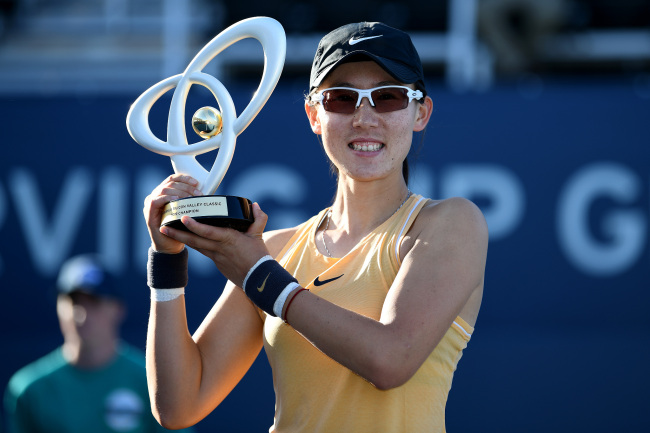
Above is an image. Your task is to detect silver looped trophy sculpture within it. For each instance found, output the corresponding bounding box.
[127,17,286,231]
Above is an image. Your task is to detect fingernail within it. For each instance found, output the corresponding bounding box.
[193,189,203,196]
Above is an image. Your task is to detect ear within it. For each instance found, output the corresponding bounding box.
[305,101,322,135]
[413,96,433,132]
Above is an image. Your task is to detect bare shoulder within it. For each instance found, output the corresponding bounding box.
[421,196,487,232]
[263,226,300,258]
[401,197,488,258]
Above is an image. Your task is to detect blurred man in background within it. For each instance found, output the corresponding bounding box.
[4,254,192,433]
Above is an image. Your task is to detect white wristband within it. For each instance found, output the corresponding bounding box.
[272,282,300,317]
[151,287,184,302]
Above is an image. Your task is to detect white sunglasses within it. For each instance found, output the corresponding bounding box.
[310,85,424,113]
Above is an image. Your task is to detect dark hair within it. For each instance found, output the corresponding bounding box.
[402,160,409,185]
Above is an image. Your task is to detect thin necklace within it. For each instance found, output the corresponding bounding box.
[321,190,412,258]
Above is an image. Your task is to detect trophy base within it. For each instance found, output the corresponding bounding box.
[161,195,254,232]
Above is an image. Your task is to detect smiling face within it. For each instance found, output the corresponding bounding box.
[306,61,432,185]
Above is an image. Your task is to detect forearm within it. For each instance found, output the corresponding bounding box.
[236,258,432,389]
[146,296,204,428]
[283,199,488,388]
[146,283,267,428]
[145,247,204,426]
[284,289,420,390]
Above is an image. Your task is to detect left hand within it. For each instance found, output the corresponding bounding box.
[159,203,270,287]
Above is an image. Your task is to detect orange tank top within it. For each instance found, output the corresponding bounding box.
[263,194,473,432]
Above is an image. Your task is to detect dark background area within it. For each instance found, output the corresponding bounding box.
[1,0,649,431]
[2,77,649,432]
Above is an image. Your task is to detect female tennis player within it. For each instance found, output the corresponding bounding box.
[143,21,488,432]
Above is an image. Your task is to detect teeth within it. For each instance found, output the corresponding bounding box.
[350,143,382,152]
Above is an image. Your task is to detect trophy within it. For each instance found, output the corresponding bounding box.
[127,17,286,232]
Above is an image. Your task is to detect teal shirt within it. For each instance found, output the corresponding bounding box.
[4,344,192,433]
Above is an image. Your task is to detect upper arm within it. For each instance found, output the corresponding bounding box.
[379,197,488,371]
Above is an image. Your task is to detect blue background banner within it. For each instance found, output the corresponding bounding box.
[1,77,649,432]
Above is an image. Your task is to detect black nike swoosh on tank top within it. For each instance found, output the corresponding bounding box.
[313,275,344,286]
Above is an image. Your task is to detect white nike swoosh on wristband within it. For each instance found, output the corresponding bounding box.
[349,35,383,45]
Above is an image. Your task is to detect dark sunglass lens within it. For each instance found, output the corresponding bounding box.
[323,89,358,114]
[372,88,409,113]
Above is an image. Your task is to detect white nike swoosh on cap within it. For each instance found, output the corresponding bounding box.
[349,35,383,45]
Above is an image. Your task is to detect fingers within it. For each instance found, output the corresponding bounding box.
[158,218,233,258]
[157,174,202,199]
[159,218,236,263]
[143,174,201,224]
[166,203,268,244]
[161,216,269,286]
[166,174,199,186]
[143,195,184,254]
[178,216,235,246]
[149,195,178,212]
[247,203,268,240]
[144,174,199,213]
[143,174,201,254]
[158,204,272,285]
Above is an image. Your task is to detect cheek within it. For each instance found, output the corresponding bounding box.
[319,113,338,131]
[311,106,338,136]
[386,113,416,138]
[318,117,346,148]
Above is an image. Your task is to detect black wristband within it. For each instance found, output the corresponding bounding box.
[147,248,189,289]
[243,259,298,316]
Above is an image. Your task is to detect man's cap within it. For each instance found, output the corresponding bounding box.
[309,22,426,96]
[56,255,121,300]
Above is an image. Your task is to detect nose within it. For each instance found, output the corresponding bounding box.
[352,98,379,127]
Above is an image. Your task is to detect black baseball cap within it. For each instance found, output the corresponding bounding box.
[309,22,426,96]
[56,255,122,300]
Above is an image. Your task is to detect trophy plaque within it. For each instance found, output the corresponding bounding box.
[126,17,286,231]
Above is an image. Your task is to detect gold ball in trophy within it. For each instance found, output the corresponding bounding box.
[192,106,223,139]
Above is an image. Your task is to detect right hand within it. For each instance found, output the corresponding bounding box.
[160,202,270,288]
[143,174,202,254]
